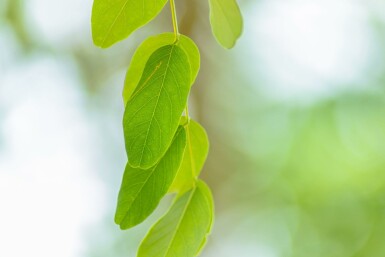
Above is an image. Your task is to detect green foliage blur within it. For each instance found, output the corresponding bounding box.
[2,0,385,256]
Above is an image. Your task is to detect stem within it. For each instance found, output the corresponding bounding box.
[170,0,179,42]
[185,105,190,121]
[172,0,192,185]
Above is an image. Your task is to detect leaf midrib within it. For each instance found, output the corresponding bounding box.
[121,127,182,226]
[211,0,240,40]
[163,186,197,257]
[138,45,175,167]
[101,0,131,47]
[120,162,159,226]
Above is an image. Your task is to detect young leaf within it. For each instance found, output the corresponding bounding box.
[115,127,186,230]
[123,33,200,104]
[208,0,243,49]
[169,119,209,194]
[91,0,168,48]
[123,44,191,169]
[138,180,214,257]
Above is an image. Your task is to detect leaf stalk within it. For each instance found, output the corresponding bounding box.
[170,0,180,43]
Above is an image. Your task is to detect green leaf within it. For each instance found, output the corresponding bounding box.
[169,119,209,194]
[123,44,191,169]
[123,33,200,104]
[208,0,243,49]
[138,180,214,257]
[115,127,186,230]
[91,0,168,48]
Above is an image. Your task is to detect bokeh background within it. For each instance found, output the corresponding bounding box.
[1,0,385,256]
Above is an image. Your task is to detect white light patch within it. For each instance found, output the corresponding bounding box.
[0,28,21,74]
[25,0,93,44]
[243,0,374,103]
[0,56,106,257]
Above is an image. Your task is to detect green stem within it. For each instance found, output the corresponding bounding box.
[185,105,190,122]
[170,0,179,42]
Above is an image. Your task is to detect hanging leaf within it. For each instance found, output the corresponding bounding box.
[91,0,168,48]
[115,127,186,230]
[169,118,209,194]
[138,180,214,257]
[208,0,243,49]
[123,33,200,104]
[123,44,191,169]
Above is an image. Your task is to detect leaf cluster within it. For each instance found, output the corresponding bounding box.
[91,0,243,256]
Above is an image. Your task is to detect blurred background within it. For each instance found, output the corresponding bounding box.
[1,0,385,256]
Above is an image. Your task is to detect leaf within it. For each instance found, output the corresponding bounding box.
[91,0,168,48]
[123,44,191,169]
[169,118,209,194]
[115,127,186,230]
[123,33,200,104]
[138,180,214,257]
[208,0,243,49]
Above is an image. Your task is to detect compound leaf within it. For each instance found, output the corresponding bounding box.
[208,0,243,49]
[138,180,214,257]
[123,33,200,104]
[123,44,191,169]
[91,0,168,48]
[169,118,209,194]
[115,127,186,229]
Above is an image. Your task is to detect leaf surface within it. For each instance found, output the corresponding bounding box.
[169,119,209,194]
[208,0,243,49]
[123,44,191,169]
[138,181,214,257]
[115,127,186,229]
[91,0,168,48]
[123,33,200,104]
